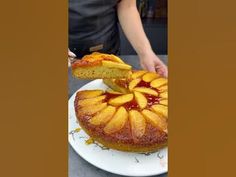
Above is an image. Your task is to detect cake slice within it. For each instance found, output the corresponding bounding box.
[72,52,132,79]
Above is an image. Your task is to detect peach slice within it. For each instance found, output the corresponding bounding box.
[91,52,101,55]
[108,93,134,106]
[131,70,147,79]
[151,104,168,118]
[78,102,107,116]
[78,95,106,107]
[103,79,129,94]
[102,60,131,70]
[133,87,158,96]
[159,85,168,92]
[104,107,128,134]
[150,78,167,88]
[77,90,104,100]
[128,78,141,91]
[134,91,147,109]
[141,109,167,131]
[107,89,123,95]
[129,110,146,139]
[159,91,168,99]
[142,72,159,82]
[160,99,168,106]
[83,53,104,62]
[110,54,125,63]
[88,52,124,63]
[89,106,116,125]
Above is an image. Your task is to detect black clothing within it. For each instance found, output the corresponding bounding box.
[69,0,120,58]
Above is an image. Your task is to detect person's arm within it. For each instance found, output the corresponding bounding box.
[117,0,167,77]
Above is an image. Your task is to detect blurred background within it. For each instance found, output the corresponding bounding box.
[119,0,167,55]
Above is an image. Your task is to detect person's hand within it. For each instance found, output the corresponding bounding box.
[68,49,76,67]
[139,51,168,78]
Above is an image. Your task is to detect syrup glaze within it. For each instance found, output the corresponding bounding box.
[136,80,151,87]
[123,99,139,110]
[103,93,119,102]
[103,90,160,111]
[146,94,160,107]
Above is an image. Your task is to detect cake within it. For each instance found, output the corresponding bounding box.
[74,70,168,152]
[71,52,132,79]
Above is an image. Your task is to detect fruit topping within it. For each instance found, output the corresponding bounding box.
[102,60,131,70]
[151,104,168,118]
[104,107,128,134]
[142,72,159,82]
[150,78,167,88]
[109,94,134,106]
[129,78,141,91]
[129,110,146,140]
[89,106,116,125]
[133,87,158,96]
[134,91,147,109]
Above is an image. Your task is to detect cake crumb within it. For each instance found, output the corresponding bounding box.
[85,137,94,145]
[74,128,81,132]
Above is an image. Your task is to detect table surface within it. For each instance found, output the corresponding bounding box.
[69,55,168,177]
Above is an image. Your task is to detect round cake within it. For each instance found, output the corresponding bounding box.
[74,70,168,152]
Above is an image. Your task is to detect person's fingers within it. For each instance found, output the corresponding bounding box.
[155,64,166,77]
[68,49,76,58]
[68,57,76,63]
[68,49,77,67]
[68,57,77,67]
[156,65,168,78]
[142,64,155,72]
[159,68,167,78]
[140,60,156,72]
[146,63,156,72]
[68,58,72,67]
[140,62,145,70]
[153,59,168,78]
[140,54,168,76]
[163,65,168,77]
[68,52,76,58]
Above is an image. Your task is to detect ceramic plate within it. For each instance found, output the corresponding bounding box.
[68,79,168,176]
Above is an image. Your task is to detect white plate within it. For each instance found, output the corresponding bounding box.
[68,79,168,176]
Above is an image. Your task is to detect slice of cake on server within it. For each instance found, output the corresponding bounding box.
[72,52,132,79]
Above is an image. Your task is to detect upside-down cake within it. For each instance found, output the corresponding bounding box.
[74,67,168,152]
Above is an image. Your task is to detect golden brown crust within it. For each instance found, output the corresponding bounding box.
[77,117,167,152]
